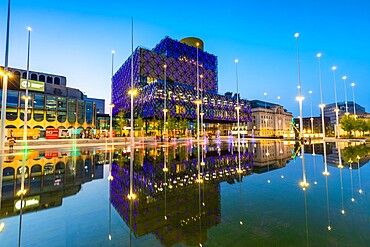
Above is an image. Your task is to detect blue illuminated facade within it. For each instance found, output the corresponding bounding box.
[112,37,251,123]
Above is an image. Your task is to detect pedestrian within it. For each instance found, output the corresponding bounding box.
[8,136,15,151]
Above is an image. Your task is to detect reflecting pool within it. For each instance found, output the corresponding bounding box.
[1,140,370,246]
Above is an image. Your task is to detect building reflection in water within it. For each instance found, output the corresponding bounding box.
[0,149,104,219]
[110,141,294,246]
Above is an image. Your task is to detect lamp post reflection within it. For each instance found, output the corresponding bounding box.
[337,143,345,215]
[356,156,363,194]
[349,159,355,202]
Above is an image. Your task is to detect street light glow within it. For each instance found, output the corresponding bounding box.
[309,90,312,94]
[342,75,347,80]
[351,82,355,87]
[332,66,337,70]
[234,59,238,63]
[317,53,322,58]
[27,26,32,31]
[294,32,299,38]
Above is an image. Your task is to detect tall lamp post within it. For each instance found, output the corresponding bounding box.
[200,75,204,138]
[342,75,349,114]
[317,53,326,139]
[195,42,203,182]
[309,90,313,136]
[0,0,11,149]
[163,64,167,140]
[109,50,115,141]
[127,17,136,200]
[235,59,241,173]
[264,92,267,136]
[332,66,340,138]
[23,27,32,144]
[277,96,281,136]
[109,103,114,141]
[351,82,356,119]
[295,32,307,188]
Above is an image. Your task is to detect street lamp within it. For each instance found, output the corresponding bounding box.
[196,42,201,182]
[309,90,313,136]
[342,75,349,114]
[23,27,32,144]
[351,82,356,119]
[294,32,304,139]
[264,92,267,136]
[294,32,307,188]
[332,66,340,138]
[0,0,11,149]
[235,59,241,173]
[109,103,114,141]
[200,74,205,138]
[163,64,167,141]
[277,96,281,136]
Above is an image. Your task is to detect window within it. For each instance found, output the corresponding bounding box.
[33,110,44,122]
[31,73,37,80]
[46,111,56,122]
[57,111,66,123]
[86,102,93,124]
[34,94,45,109]
[20,109,31,121]
[47,76,53,83]
[20,92,32,108]
[58,97,67,111]
[77,100,85,124]
[54,77,60,85]
[6,91,18,108]
[68,99,76,123]
[6,108,18,121]
[46,96,57,110]
[39,75,45,82]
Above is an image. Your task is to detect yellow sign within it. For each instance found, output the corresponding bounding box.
[7,129,39,138]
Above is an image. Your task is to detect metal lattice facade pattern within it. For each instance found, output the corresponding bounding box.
[136,81,250,122]
[112,37,251,122]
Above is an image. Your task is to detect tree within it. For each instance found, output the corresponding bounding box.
[136,116,145,137]
[340,115,356,137]
[117,108,127,136]
[167,116,177,137]
[178,118,189,135]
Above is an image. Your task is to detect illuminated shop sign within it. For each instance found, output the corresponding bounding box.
[20,79,45,92]
[14,195,40,212]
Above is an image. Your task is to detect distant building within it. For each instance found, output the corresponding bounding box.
[246,100,293,138]
[323,101,366,125]
[84,95,105,114]
[293,116,332,137]
[0,66,103,138]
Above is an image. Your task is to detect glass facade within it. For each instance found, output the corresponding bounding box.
[0,89,96,130]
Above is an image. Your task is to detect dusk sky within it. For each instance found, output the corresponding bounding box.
[0,0,369,116]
